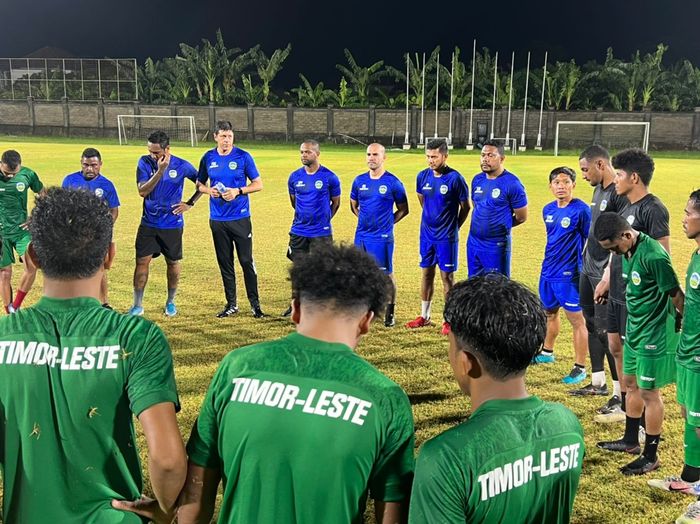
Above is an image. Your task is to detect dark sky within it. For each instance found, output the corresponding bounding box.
[3,0,700,88]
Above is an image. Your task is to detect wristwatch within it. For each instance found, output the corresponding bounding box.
[238,187,244,196]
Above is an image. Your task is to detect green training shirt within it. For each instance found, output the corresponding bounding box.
[622,233,680,356]
[0,296,179,524]
[678,249,700,371]
[186,332,415,524]
[409,396,584,524]
[0,167,43,238]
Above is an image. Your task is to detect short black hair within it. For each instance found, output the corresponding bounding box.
[302,139,320,152]
[482,139,505,156]
[81,147,101,160]
[549,166,576,183]
[29,188,113,280]
[147,130,170,149]
[579,144,610,161]
[612,148,655,186]
[289,243,389,317]
[1,150,21,170]
[690,189,700,212]
[214,120,234,133]
[594,212,631,242]
[444,275,546,380]
[426,138,448,155]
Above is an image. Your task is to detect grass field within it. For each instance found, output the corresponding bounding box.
[1,135,698,523]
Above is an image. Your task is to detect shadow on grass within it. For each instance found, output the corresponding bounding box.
[407,392,453,405]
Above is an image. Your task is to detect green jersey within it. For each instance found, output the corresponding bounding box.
[186,332,415,524]
[622,233,680,356]
[0,297,179,524]
[678,249,700,371]
[409,397,583,524]
[0,167,43,238]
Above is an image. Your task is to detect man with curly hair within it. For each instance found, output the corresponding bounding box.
[179,243,415,524]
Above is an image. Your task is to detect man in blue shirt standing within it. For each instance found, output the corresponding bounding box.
[197,121,264,319]
[283,139,341,317]
[536,166,591,385]
[62,147,120,308]
[467,139,528,277]
[129,130,201,317]
[350,143,409,327]
[406,139,470,335]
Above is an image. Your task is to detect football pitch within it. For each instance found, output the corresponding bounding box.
[1,136,698,523]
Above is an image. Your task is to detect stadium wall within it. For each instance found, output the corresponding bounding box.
[2,98,700,150]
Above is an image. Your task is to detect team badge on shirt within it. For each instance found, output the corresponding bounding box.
[15,182,25,192]
[561,217,571,228]
[379,185,387,194]
[626,215,635,225]
[95,188,104,197]
[690,272,700,289]
[491,188,501,198]
[315,180,323,190]
[229,161,237,170]
[440,184,448,195]
[168,169,178,179]
[631,271,641,285]
[600,199,608,211]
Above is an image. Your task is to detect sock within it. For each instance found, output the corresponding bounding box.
[640,411,646,430]
[167,288,177,304]
[621,392,627,412]
[541,348,554,356]
[643,433,660,461]
[684,422,700,472]
[613,380,621,399]
[574,363,585,370]
[421,301,432,319]
[133,288,145,308]
[385,303,395,317]
[623,415,641,445]
[12,289,27,310]
[592,371,606,387]
[682,464,700,483]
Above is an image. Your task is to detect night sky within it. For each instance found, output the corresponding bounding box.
[3,0,700,88]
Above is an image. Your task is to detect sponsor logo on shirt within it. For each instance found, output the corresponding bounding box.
[95,188,104,197]
[440,184,448,195]
[690,410,700,417]
[168,169,178,179]
[600,199,608,211]
[626,214,635,225]
[690,272,700,289]
[422,184,432,191]
[15,182,25,192]
[631,271,641,285]
[477,443,582,501]
[229,161,238,170]
[296,180,305,187]
[561,217,571,228]
[379,185,388,195]
[475,186,483,194]
[545,215,554,223]
[0,340,122,370]
[640,375,655,381]
[359,184,369,191]
[491,188,501,198]
[315,180,323,190]
[209,161,219,169]
[229,377,373,426]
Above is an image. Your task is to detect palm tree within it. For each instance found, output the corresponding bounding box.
[336,49,388,106]
[251,44,292,106]
[178,29,234,104]
[291,74,334,107]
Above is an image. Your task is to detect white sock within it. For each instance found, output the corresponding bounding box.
[421,301,432,319]
[613,380,621,398]
[592,371,606,387]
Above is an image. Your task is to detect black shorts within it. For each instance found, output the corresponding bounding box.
[135,225,183,261]
[607,300,627,337]
[287,234,332,261]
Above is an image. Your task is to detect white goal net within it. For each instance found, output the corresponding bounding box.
[117,115,198,146]
[554,121,650,156]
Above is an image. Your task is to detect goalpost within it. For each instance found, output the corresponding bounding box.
[554,121,650,156]
[117,115,198,147]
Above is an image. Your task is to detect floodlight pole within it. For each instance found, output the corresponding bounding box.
[419,52,426,145]
[467,39,476,150]
[434,52,439,139]
[403,53,410,148]
[519,51,531,151]
[490,52,498,140]
[448,51,455,148]
[505,51,515,143]
[535,51,548,151]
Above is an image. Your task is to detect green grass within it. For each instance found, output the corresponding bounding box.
[1,136,698,523]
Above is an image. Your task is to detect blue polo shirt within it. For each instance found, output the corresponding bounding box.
[62,172,120,209]
[136,155,198,229]
[350,171,407,242]
[416,167,469,242]
[288,166,341,238]
[470,170,528,242]
[541,198,591,282]
[197,147,261,222]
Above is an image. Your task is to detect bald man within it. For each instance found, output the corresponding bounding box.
[350,143,409,327]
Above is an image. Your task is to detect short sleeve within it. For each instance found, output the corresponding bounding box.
[136,157,152,185]
[127,324,179,417]
[648,251,680,294]
[61,175,70,189]
[456,175,469,202]
[393,178,408,204]
[244,153,261,182]
[643,200,670,240]
[288,173,296,195]
[350,177,359,201]
[28,169,43,193]
[416,172,422,194]
[579,203,592,238]
[197,154,210,184]
[508,177,527,210]
[182,159,198,183]
[409,440,466,524]
[329,172,341,198]
[105,181,120,208]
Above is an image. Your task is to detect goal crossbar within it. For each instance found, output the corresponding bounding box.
[117,115,198,147]
[554,121,650,156]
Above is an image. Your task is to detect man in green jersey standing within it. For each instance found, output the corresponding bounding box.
[178,243,415,524]
[595,212,684,475]
[0,188,187,523]
[409,275,584,523]
[0,150,45,314]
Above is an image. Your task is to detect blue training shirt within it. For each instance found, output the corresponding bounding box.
[541,198,591,282]
[470,170,528,241]
[288,165,341,238]
[136,154,198,229]
[197,147,261,222]
[416,167,469,242]
[350,171,407,241]
[62,172,120,208]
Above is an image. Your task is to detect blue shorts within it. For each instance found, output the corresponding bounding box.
[355,237,393,273]
[467,236,511,277]
[419,238,458,273]
[539,278,582,312]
